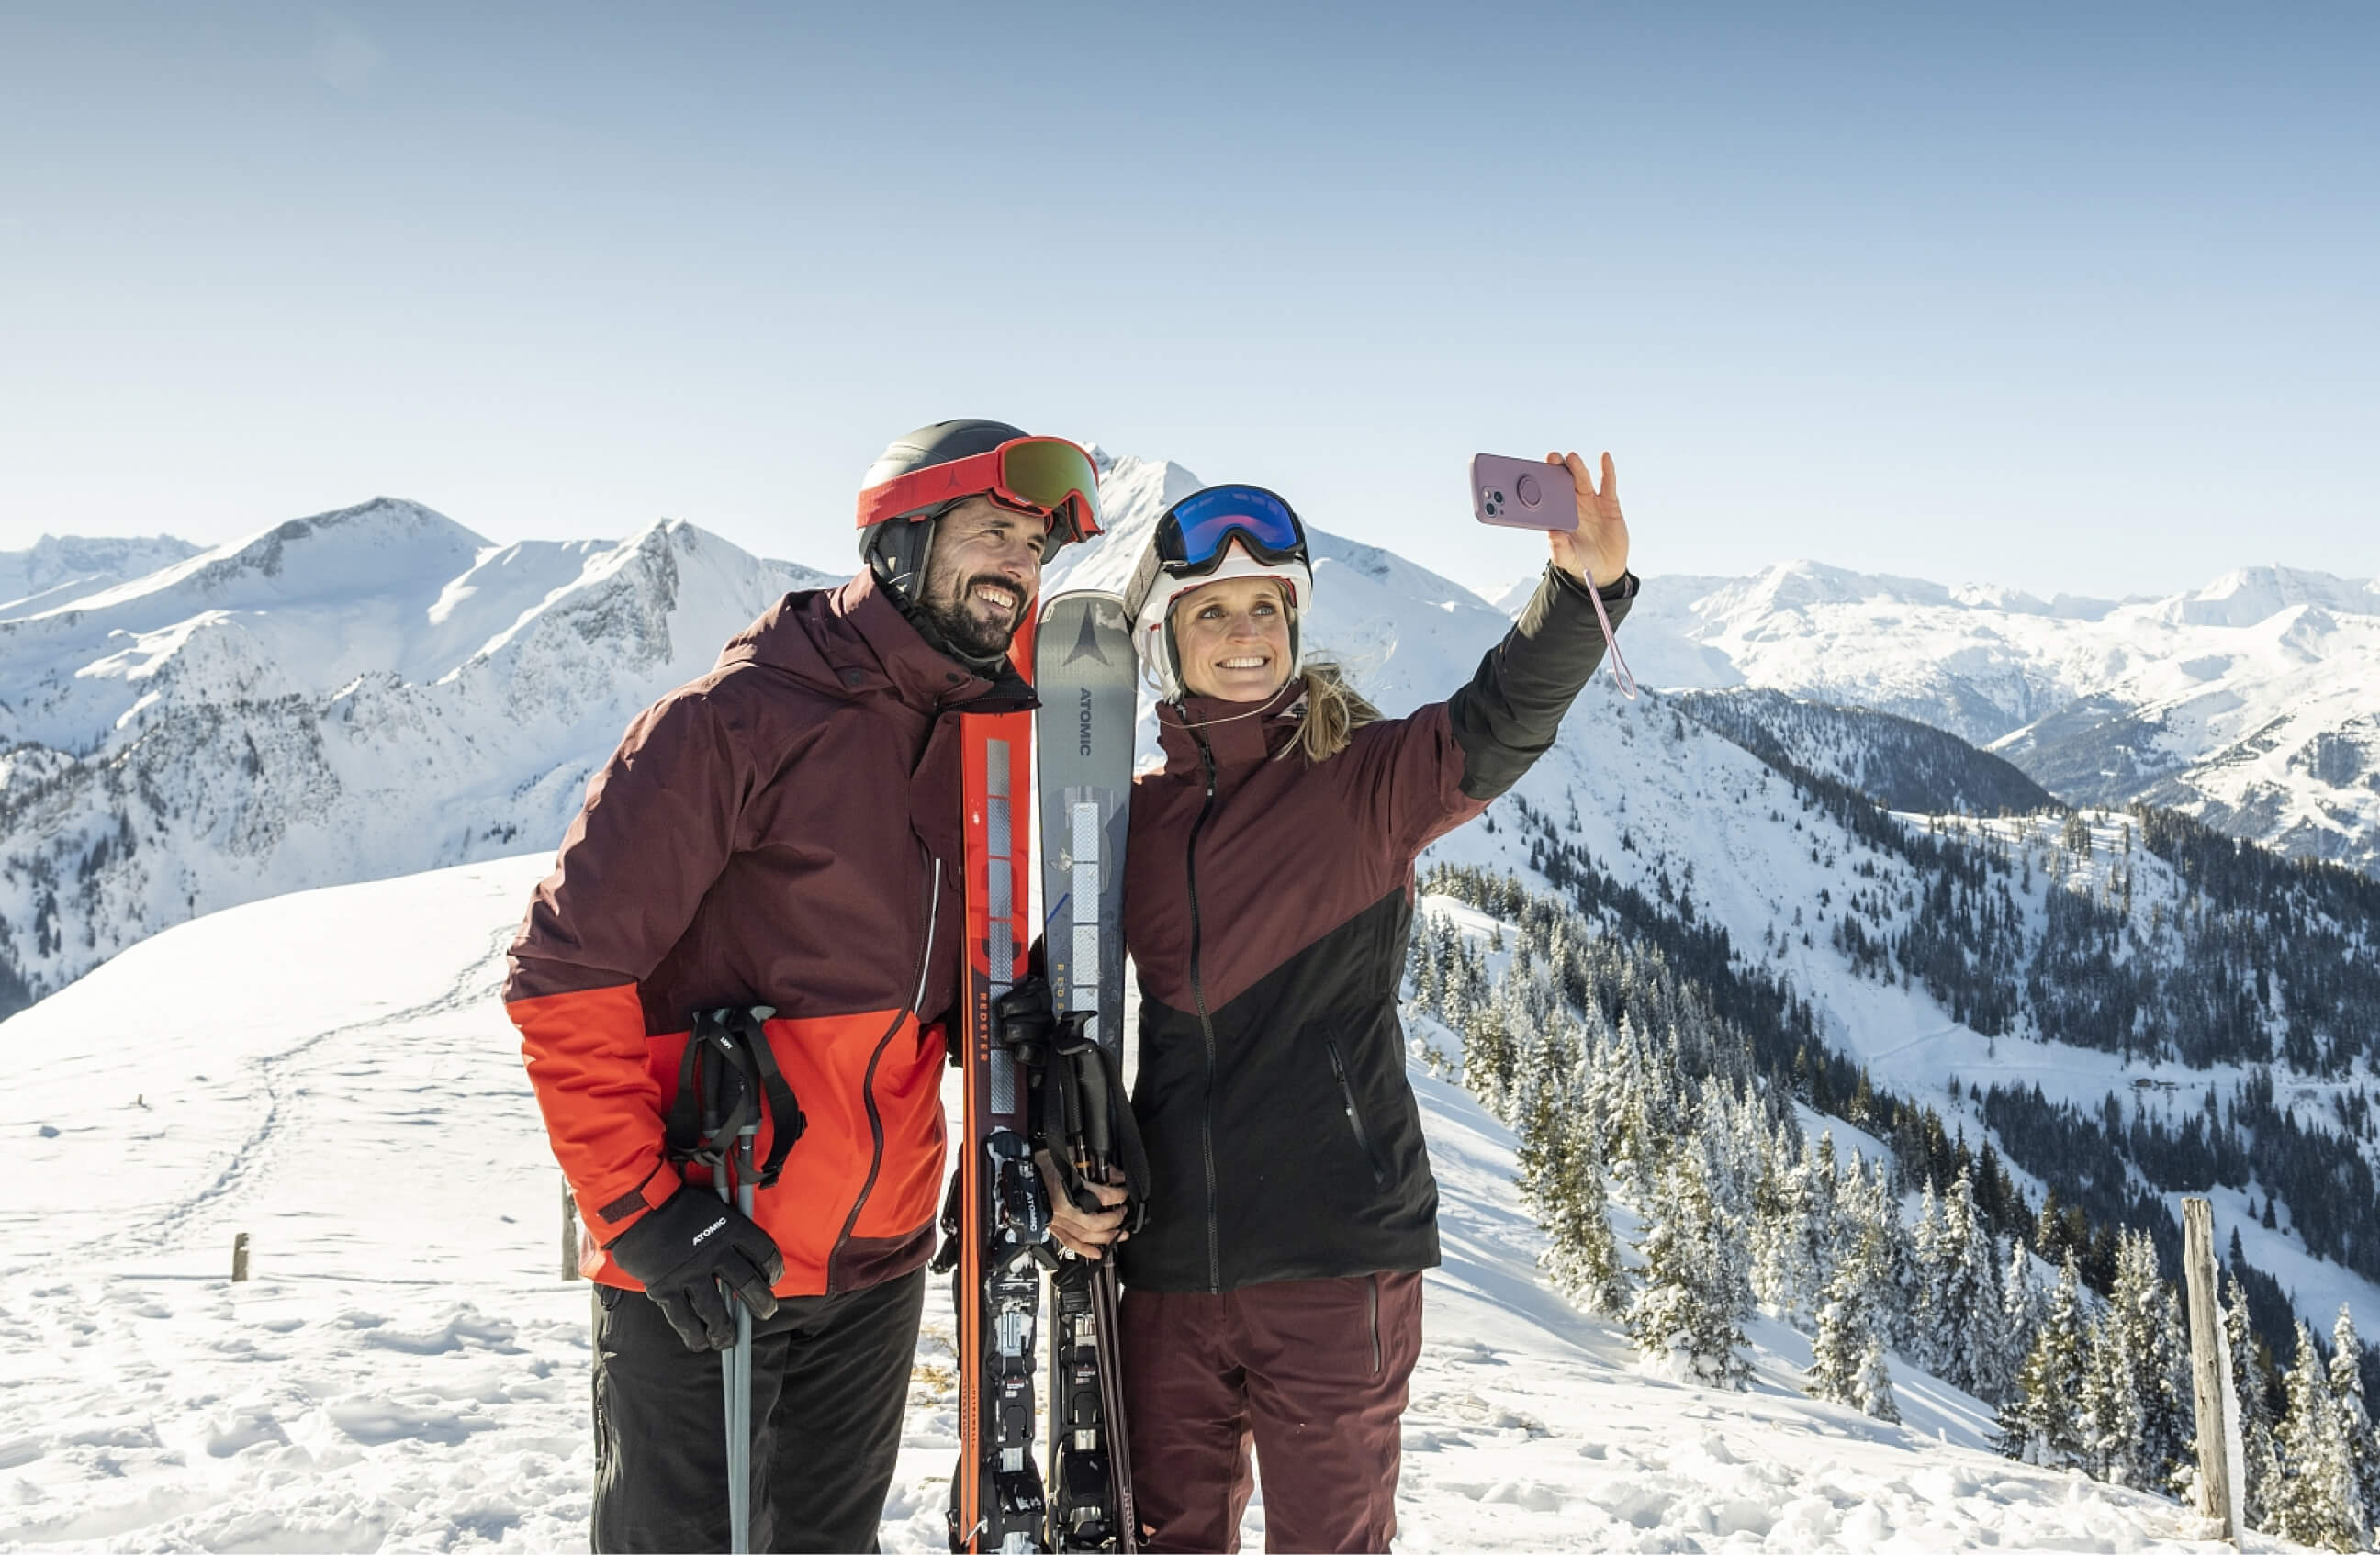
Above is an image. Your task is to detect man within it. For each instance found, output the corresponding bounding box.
[505,420,1101,1552]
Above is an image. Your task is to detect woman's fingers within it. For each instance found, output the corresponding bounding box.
[1544,449,1619,511]
[1537,447,1629,587]
[1049,1201,1129,1259]
[1035,1148,1131,1259]
[1562,450,1592,497]
[1052,1225,1110,1259]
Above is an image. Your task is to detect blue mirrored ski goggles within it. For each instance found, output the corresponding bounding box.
[1153,485,1308,574]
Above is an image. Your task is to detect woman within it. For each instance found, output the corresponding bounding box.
[1051,452,1633,1553]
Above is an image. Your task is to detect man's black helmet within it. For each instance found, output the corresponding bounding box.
[855,419,1102,604]
[858,420,1023,604]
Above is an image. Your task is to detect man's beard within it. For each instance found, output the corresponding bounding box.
[915,572,1026,665]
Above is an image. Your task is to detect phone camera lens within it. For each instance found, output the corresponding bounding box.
[1515,473,1541,506]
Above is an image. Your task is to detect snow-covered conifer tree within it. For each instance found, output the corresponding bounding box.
[2151,1276,2196,1501]
[1408,913,1441,1008]
[1836,1154,1913,1354]
[1801,1133,1843,1299]
[2226,1274,2283,1532]
[2329,1305,2380,1541]
[2003,1237,2041,1375]
[1608,1012,1667,1203]
[1930,1167,2010,1401]
[1628,1144,1753,1389]
[1460,999,1514,1119]
[1518,1040,1630,1316]
[1695,1075,1762,1233]
[2275,1318,2365,1551]
[1908,1181,1946,1366]
[2082,1311,2140,1483]
[1809,1218,1898,1422]
[2083,1231,2189,1492]
[1999,1253,2088,1469]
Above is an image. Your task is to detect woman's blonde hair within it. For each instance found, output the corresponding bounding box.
[1284,661,1380,764]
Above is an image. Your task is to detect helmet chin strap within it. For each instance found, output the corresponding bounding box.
[867,509,940,607]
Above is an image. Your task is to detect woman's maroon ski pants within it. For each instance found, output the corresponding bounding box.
[1120,1271,1423,1553]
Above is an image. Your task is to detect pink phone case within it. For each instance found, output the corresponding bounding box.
[1471,453,1577,531]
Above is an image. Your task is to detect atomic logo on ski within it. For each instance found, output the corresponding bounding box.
[1063,603,1120,666]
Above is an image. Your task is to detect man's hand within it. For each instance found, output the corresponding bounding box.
[1545,450,1629,589]
[1037,1150,1130,1259]
[605,1190,783,1351]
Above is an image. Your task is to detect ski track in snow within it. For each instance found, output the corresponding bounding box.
[0,859,2293,1552]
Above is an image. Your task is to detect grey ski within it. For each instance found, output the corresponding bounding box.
[1034,588,1140,1552]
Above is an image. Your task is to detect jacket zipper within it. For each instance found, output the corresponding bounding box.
[1366,1273,1383,1375]
[1327,1039,1389,1189]
[828,853,943,1290]
[1185,733,1224,1293]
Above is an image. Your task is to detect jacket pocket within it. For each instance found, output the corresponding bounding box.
[1325,1039,1390,1190]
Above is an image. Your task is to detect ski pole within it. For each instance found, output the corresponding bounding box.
[717,1124,758,1555]
[734,1121,758,1554]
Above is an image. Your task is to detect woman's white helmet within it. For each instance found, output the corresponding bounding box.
[1123,485,1315,701]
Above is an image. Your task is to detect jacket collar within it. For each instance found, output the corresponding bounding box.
[724,571,1034,716]
[839,572,1016,713]
[1155,679,1307,776]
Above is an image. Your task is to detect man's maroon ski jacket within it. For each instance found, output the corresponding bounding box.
[505,572,1027,1297]
[1118,565,1634,1293]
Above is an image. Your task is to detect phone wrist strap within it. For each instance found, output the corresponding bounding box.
[1583,576,1638,700]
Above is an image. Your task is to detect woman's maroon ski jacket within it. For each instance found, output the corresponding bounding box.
[1118,565,1633,1293]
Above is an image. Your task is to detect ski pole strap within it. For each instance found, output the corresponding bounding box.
[1040,1017,1151,1235]
[731,1010,805,1187]
[666,1017,751,1170]
[928,1167,964,1276]
[664,1006,807,1188]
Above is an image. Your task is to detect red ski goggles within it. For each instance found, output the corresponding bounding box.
[853,435,1104,554]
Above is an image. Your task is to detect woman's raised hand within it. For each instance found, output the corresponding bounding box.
[1546,451,1629,589]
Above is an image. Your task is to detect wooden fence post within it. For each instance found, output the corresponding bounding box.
[562,1178,581,1282]
[230,1231,250,1282]
[2182,1196,2242,1544]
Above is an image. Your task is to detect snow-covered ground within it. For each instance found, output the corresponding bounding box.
[0,858,2285,1550]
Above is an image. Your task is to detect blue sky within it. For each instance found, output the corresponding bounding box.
[2,2,2373,599]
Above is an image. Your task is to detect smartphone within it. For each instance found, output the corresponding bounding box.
[1471,453,1577,531]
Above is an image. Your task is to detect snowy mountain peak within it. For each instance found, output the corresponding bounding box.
[1948,582,2054,615]
[47,497,492,621]
[1043,449,1207,597]
[2167,565,2380,629]
[0,532,202,618]
[1728,559,1955,614]
[1613,554,2380,872]
[0,499,834,1012]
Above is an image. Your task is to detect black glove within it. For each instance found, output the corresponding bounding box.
[992,975,1060,1067]
[606,1189,783,1351]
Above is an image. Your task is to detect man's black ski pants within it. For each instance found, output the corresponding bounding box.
[589,1267,925,1553]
